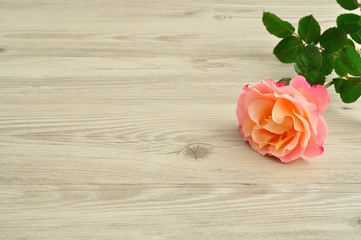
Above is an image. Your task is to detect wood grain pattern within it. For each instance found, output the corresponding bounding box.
[1,184,361,239]
[0,0,361,239]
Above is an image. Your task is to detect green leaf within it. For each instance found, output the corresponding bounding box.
[320,27,347,52]
[294,43,322,75]
[333,78,344,93]
[334,57,348,76]
[339,45,361,76]
[346,38,356,48]
[350,29,361,44]
[298,15,321,44]
[320,52,334,76]
[339,78,361,103]
[334,77,361,103]
[305,71,326,86]
[336,0,360,10]
[337,14,360,33]
[262,12,295,38]
[277,78,292,85]
[273,36,304,63]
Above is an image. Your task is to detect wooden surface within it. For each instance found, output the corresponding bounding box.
[1,0,361,239]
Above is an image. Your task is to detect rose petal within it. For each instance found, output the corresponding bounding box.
[303,116,328,158]
[279,145,305,163]
[302,139,324,158]
[284,131,301,151]
[242,84,251,94]
[239,125,245,138]
[289,75,330,113]
[249,139,269,156]
[241,117,256,137]
[274,90,304,115]
[244,88,275,108]
[263,116,293,134]
[236,85,251,124]
[248,98,274,124]
[294,112,311,149]
[272,98,303,131]
[275,131,295,151]
[314,116,328,145]
[267,131,299,158]
[302,102,320,135]
[252,128,274,147]
[252,79,277,94]
[275,81,286,87]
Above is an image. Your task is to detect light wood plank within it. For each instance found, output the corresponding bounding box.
[0,101,361,185]
[1,184,361,240]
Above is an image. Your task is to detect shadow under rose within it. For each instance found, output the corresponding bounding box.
[263,153,310,165]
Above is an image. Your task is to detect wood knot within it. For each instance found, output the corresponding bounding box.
[179,143,214,160]
[0,48,5,53]
[214,15,232,20]
[348,217,361,229]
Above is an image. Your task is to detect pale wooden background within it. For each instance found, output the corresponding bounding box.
[1,0,361,239]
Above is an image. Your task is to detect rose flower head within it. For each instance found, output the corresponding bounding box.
[236,75,329,163]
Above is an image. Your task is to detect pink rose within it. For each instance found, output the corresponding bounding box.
[236,75,329,163]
